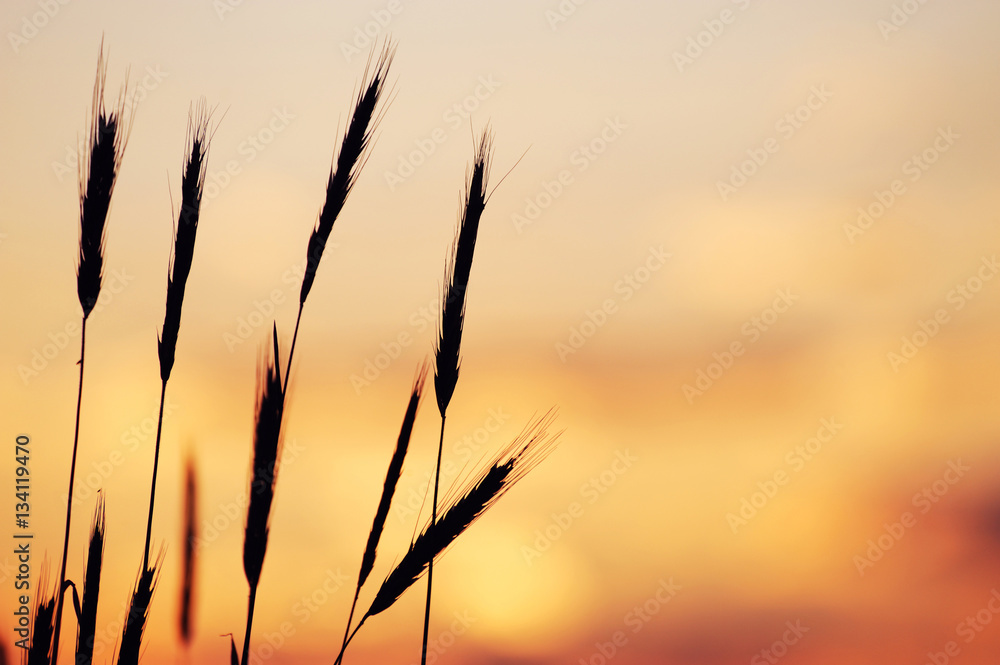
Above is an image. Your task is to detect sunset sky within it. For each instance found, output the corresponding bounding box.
[3,1,1000,663]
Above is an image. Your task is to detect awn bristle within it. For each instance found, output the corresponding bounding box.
[433,128,494,416]
[75,496,106,665]
[365,411,557,619]
[299,40,395,305]
[115,563,158,665]
[26,582,56,665]
[158,100,213,381]
[77,46,130,319]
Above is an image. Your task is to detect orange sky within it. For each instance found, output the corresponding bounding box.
[2,1,1000,663]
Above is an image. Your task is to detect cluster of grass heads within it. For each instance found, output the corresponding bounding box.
[27,39,559,664]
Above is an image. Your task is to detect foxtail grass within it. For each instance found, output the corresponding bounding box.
[179,455,198,648]
[242,326,285,665]
[54,43,131,665]
[285,39,394,393]
[335,362,428,665]
[336,413,558,663]
[143,101,213,570]
[116,563,158,665]
[423,127,494,665]
[75,497,105,665]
